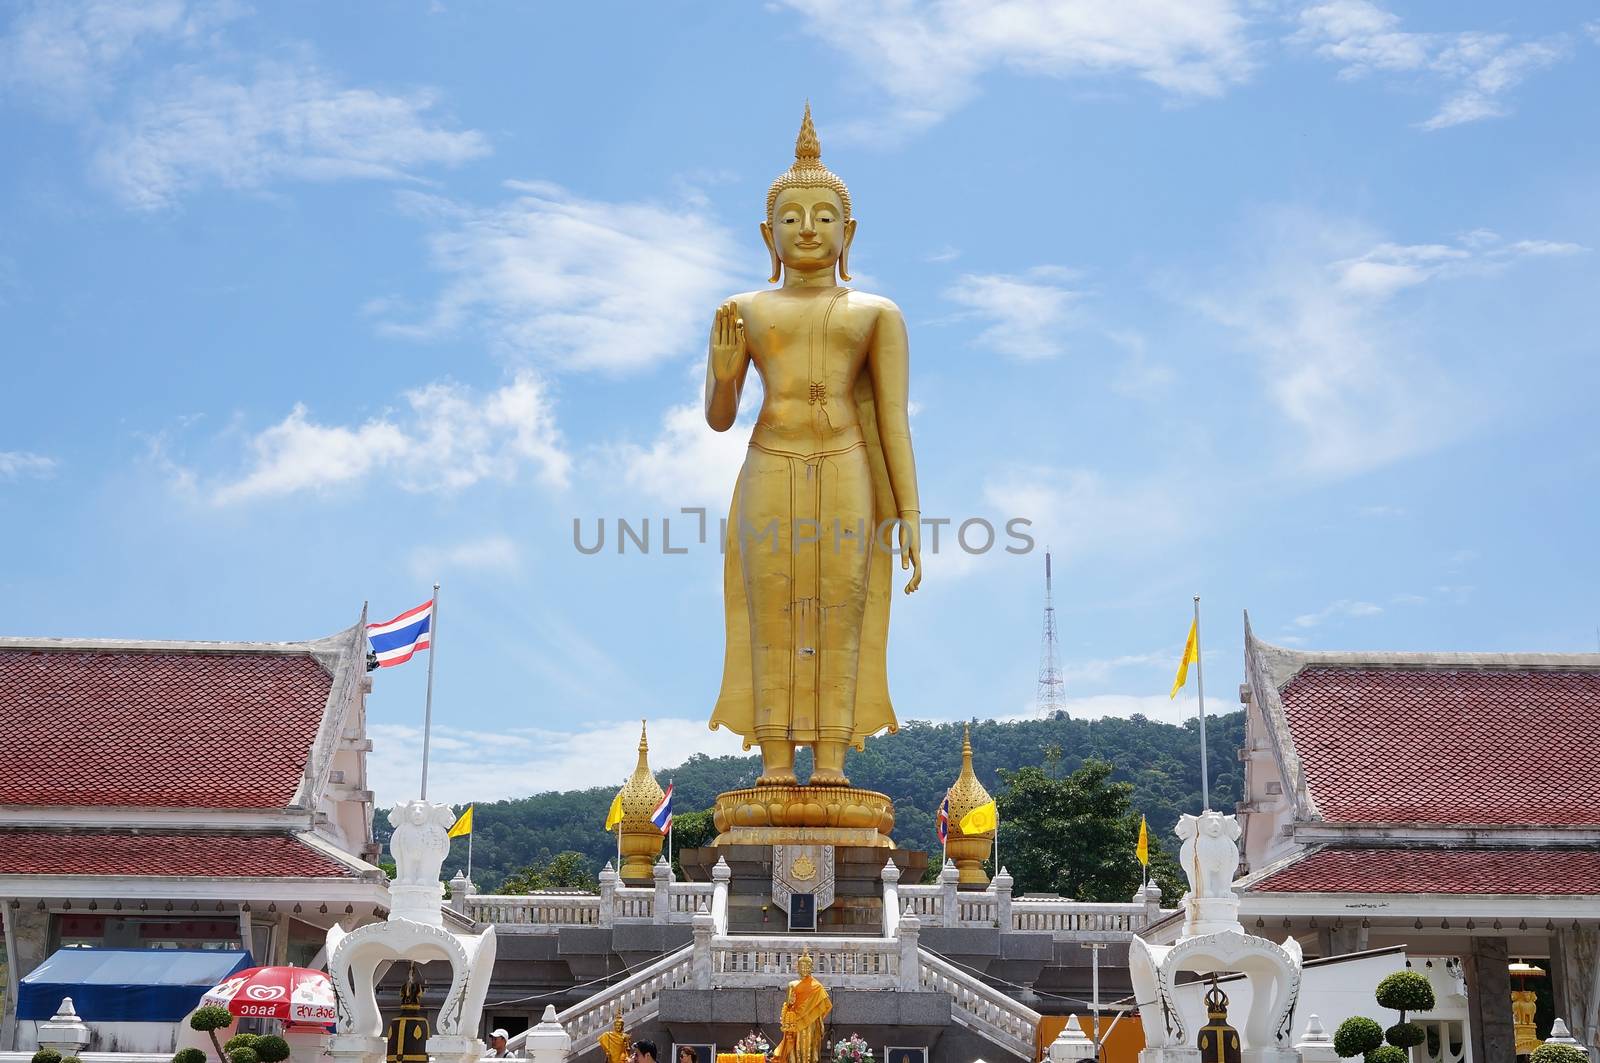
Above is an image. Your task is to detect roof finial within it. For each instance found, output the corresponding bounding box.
[962,722,973,770]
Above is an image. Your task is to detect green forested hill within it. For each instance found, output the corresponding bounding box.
[375,710,1244,891]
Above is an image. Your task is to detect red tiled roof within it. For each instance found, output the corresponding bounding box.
[1251,847,1600,895]
[0,649,331,808]
[1280,666,1600,825]
[0,831,358,877]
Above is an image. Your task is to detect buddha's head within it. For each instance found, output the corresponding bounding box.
[613,1012,625,1033]
[797,948,814,978]
[763,104,856,283]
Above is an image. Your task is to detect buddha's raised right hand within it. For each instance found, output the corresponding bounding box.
[710,300,747,382]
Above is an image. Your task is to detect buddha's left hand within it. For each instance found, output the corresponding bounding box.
[899,515,922,593]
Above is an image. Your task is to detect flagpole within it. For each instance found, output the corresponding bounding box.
[1194,595,1210,811]
[667,778,674,871]
[467,809,474,882]
[420,581,440,800]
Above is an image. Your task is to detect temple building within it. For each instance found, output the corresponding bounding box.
[1202,614,1600,1062]
[0,621,390,1052]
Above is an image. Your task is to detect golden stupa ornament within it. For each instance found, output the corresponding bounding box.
[616,720,667,884]
[945,723,996,887]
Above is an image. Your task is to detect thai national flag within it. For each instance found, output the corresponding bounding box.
[651,783,673,834]
[937,794,950,845]
[368,600,433,668]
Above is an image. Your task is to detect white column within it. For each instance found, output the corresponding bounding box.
[881,859,902,939]
[599,862,618,928]
[940,860,959,928]
[653,857,673,924]
[1295,1014,1339,1063]
[711,856,732,935]
[897,912,921,991]
[692,906,716,989]
[992,866,1014,931]
[1048,1016,1097,1063]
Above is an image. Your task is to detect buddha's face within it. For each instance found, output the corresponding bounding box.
[766,186,853,274]
[798,955,814,978]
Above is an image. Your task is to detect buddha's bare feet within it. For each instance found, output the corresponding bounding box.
[757,770,799,787]
[757,740,797,786]
[809,768,850,786]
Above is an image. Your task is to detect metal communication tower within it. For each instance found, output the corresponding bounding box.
[1035,550,1067,717]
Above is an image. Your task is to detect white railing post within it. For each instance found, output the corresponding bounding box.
[692,906,715,989]
[447,870,473,916]
[525,1004,573,1063]
[1138,881,1162,928]
[1295,1014,1339,1063]
[654,857,673,924]
[940,859,960,928]
[992,866,1013,930]
[711,855,732,934]
[1047,1016,1096,1063]
[881,858,902,938]
[898,912,921,990]
[599,862,618,928]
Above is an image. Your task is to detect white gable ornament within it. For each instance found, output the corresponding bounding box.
[1128,810,1304,1063]
[325,799,498,1063]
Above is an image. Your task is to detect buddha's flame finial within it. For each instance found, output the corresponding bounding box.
[795,101,821,165]
[636,719,651,770]
[962,722,973,771]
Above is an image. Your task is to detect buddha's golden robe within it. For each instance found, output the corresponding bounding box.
[599,1028,630,1063]
[711,289,899,752]
[773,974,832,1063]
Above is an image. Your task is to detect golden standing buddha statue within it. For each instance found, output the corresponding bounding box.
[707,104,922,791]
[598,1011,630,1063]
[773,949,832,1063]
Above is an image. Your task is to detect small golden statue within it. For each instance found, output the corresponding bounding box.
[707,103,922,789]
[773,949,832,1063]
[599,1010,631,1063]
[384,964,430,1063]
[1196,978,1242,1063]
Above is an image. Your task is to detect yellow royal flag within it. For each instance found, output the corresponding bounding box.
[604,792,624,831]
[959,800,998,835]
[1170,618,1199,698]
[447,804,473,839]
[1136,815,1149,867]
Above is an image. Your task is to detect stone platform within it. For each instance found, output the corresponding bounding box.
[680,844,929,934]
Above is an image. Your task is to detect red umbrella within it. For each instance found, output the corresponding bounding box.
[201,967,336,1025]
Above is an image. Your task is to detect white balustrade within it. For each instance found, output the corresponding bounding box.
[506,944,696,1058]
[1009,898,1153,936]
[614,886,656,921]
[710,935,903,989]
[464,893,600,930]
[918,947,1042,1061]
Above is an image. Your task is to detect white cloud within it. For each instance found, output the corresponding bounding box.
[776,0,1253,135]
[1294,1,1570,130]
[383,182,741,373]
[408,535,521,582]
[1062,651,1172,685]
[205,371,569,504]
[1192,212,1576,476]
[94,62,488,211]
[1291,598,1383,629]
[984,465,1192,564]
[0,0,238,113]
[943,266,1081,360]
[366,717,746,806]
[998,692,1213,728]
[0,450,57,480]
[609,399,751,511]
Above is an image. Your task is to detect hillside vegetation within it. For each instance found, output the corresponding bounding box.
[375,710,1245,893]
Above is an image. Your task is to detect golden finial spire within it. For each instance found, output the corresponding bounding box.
[961,722,974,771]
[795,100,821,164]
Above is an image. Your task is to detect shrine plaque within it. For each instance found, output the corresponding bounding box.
[788,892,816,931]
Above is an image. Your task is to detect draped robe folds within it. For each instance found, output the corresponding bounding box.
[598,1030,630,1063]
[773,976,831,1063]
[710,290,900,751]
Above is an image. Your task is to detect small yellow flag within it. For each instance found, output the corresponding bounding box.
[959,800,998,835]
[1170,618,1199,698]
[447,804,473,839]
[604,792,624,831]
[1136,814,1149,867]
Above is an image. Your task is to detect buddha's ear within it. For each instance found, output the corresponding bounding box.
[761,221,781,283]
[839,217,858,282]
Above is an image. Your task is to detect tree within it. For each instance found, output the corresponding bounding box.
[496,850,597,894]
[671,809,718,877]
[1335,970,1436,1062]
[994,758,1185,903]
[189,1005,235,1063]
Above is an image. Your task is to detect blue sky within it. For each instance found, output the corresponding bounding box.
[3,1,1597,807]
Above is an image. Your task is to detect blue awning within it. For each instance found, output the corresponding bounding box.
[19,948,252,1022]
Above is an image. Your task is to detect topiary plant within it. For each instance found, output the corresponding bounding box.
[1334,969,1438,1059]
[61,1056,83,1063]
[189,1004,235,1063]
[224,1035,260,1055]
[31,1050,63,1063]
[254,1036,290,1063]
[1333,1016,1384,1058]
[1532,1046,1590,1063]
[174,1049,210,1063]
[229,1048,259,1063]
